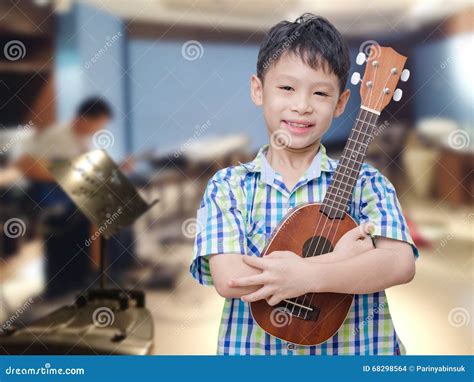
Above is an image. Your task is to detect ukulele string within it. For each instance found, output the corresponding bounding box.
[281,110,371,318]
[299,54,383,319]
[282,54,392,321]
[295,107,374,320]
[301,70,391,321]
[282,111,374,317]
[297,60,387,319]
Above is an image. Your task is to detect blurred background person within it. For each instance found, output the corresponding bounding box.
[16,97,113,182]
[15,97,113,298]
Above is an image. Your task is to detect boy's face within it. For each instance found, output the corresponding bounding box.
[251,52,350,151]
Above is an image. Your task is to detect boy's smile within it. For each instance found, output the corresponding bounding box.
[281,119,315,135]
[251,52,350,151]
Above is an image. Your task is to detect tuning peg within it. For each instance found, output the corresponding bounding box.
[393,88,403,102]
[356,52,366,65]
[350,72,361,85]
[400,69,410,82]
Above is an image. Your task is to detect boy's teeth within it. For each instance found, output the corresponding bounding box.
[288,121,309,128]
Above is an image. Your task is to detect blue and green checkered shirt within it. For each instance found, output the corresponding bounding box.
[190,144,418,355]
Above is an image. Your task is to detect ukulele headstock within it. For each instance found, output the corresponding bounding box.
[350,44,409,114]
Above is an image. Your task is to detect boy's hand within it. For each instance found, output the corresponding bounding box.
[228,222,376,305]
[229,251,311,306]
[333,221,375,257]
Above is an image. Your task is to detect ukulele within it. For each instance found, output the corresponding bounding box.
[250,45,410,346]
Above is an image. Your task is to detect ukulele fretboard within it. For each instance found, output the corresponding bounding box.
[320,107,379,219]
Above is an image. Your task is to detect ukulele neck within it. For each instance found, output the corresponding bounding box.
[320,107,380,219]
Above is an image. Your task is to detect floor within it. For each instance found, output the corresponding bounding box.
[385,194,473,355]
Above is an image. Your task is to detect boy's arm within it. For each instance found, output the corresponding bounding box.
[304,168,417,293]
[208,249,362,299]
[225,168,418,304]
[230,237,415,305]
[308,237,415,294]
[210,223,377,299]
[209,253,262,298]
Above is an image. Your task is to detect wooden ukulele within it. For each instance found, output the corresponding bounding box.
[250,45,410,346]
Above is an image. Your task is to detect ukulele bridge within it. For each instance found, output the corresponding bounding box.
[278,300,320,321]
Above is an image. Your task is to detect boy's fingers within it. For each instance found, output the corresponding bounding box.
[267,295,282,306]
[363,221,375,235]
[242,255,267,269]
[266,251,282,259]
[357,221,374,237]
[229,274,265,287]
[241,286,273,303]
[343,225,365,241]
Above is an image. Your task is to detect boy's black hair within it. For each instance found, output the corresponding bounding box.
[257,13,350,94]
[76,97,113,119]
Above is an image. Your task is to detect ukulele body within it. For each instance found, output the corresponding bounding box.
[249,202,357,346]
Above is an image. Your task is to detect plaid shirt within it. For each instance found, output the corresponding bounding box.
[190,144,418,355]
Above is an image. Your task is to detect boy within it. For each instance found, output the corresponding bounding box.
[190,14,418,355]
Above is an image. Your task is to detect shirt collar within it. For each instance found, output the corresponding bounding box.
[240,143,336,187]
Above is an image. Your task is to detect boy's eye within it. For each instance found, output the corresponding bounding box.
[279,86,294,91]
[314,91,329,97]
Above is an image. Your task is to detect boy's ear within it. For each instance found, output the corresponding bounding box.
[250,75,263,106]
[333,89,350,118]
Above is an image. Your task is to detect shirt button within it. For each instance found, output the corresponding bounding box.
[287,343,295,351]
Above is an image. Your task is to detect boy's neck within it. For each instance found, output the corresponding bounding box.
[266,139,321,173]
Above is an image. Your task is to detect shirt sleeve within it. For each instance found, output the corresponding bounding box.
[358,170,419,259]
[189,170,248,286]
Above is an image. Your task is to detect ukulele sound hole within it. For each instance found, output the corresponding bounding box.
[302,236,333,258]
[281,236,334,323]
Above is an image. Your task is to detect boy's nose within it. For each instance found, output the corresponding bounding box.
[291,96,313,114]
